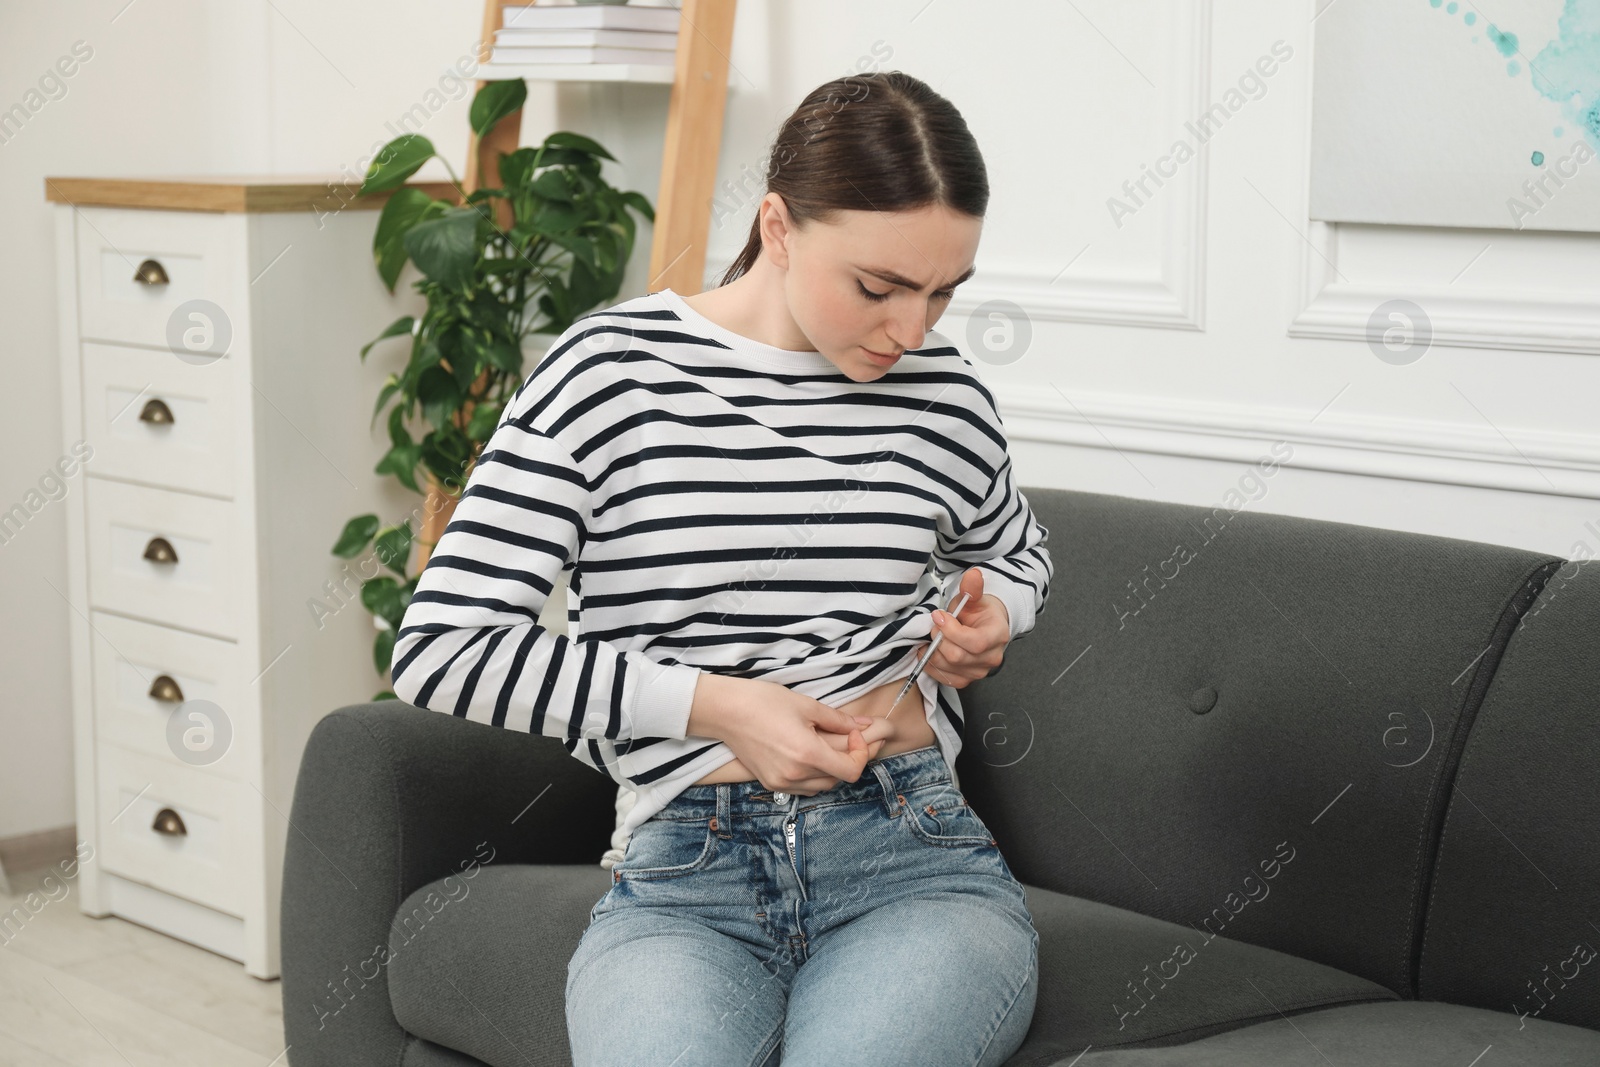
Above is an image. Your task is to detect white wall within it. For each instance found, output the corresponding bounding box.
[2,0,1595,840]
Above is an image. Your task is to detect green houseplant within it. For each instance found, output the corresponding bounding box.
[331,79,655,699]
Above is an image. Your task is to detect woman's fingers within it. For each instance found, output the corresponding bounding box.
[813,705,875,735]
[816,717,895,750]
[815,730,874,784]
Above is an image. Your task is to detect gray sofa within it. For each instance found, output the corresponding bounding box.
[280,488,1600,1066]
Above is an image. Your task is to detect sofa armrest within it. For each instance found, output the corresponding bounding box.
[280,702,617,1066]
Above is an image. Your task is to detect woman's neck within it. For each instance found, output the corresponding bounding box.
[679,261,816,353]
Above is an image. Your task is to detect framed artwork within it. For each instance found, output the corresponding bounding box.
[1310,0,1600,232]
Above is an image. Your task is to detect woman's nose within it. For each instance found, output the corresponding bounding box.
[888,306,927,352]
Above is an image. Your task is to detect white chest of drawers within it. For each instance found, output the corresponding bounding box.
[49,176,445,979]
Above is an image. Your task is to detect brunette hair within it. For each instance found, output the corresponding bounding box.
[716,70,988,288]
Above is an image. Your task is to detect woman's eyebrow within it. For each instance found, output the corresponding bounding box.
[856,264,978,291]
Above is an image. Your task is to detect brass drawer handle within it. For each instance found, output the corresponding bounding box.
[142,536,178,564]
[148,674,184,703]
[152,807,187,836]
[138,398,174,425]
[133,259,169,286]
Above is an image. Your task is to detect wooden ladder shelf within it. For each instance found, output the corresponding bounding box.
[467,0,738,297]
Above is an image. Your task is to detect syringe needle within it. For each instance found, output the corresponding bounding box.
[886,590,972,720]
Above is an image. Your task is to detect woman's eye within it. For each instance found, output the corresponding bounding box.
[857,281,892,302]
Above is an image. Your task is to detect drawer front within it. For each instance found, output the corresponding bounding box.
[96,741,248,918]
[75,206,239,355]
[89,610,254,782]
[81,341,238,498]
[85,477,244,639]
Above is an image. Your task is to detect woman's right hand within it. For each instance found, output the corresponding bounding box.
[709,676,885,795]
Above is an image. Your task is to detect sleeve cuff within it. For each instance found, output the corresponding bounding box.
[627,658,703,740]
[981,570,1037,642]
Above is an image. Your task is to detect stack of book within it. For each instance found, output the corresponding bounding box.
[488,4,681,67]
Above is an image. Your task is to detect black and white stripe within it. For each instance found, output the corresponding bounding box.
[390,287,1053,837]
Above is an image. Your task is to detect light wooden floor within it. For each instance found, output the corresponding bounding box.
[0,862,288,1066]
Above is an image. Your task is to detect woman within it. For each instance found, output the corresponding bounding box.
[391,69,1052,1067]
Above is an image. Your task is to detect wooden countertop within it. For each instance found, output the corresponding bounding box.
[43,174,461,213]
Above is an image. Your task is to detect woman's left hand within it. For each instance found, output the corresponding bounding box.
[918,568,1011,688]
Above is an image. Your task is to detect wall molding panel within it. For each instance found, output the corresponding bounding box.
[951,0,1213,332]
[1287,221,1600,356]
[994,384,1600,500]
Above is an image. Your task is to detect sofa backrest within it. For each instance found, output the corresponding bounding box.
[1418,555,1600,1030]
[956,487,1561,997]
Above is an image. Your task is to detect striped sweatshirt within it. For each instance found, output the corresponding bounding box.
[389,286,1053,845]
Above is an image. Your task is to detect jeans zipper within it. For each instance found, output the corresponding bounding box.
[781,795,806,899]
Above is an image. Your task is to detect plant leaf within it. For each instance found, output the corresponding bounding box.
[375,442,422,494]
[417,366,464,430]
[544,130,616,161]
[530,169,575,202]
[404,207,481,289]
[421,432,477,494]
[370,374,403,432]
[498,146,540,190]
[533,200,585,234]
[361,316,415,361]
[485,337,523,374]
[363,134,436,195]
[373,189,437,291]
[387,404,413,449]
[620,190,655,223]
[567,255,602,314]
[545,231,597,272]
[332,514,380,558]
[373,629,397,680]
[361,575,400,619]
[373,523,415,578]
[466,400,505,440]
[470,79,527,137]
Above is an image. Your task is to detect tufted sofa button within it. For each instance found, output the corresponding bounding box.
[1189,686,1219,714]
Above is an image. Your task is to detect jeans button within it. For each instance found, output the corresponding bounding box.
[772,791,789,804]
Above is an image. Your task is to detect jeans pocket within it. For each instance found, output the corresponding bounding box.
[613,816,719,881]
[898,781,996,849]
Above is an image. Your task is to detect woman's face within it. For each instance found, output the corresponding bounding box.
[765,195,982,380]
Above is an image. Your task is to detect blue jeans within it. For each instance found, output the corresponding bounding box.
[566,744,1039,1067]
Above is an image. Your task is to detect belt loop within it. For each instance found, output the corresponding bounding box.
[715,784,732,838]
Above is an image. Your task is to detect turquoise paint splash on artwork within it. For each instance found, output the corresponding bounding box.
[1529,0,1600,146]
[1429,0,1600,156]
[1487,25,1521,56]
[1447,1,1458,12]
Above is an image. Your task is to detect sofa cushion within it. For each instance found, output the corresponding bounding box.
[401,1036,490,1067]
[389,863,612,1067]
[1418,557,1600,1030]
[388,867,1391,1067]
[1037,1001,1600,1067]
[1004,886,1392,1061]
[955,488,1561,996]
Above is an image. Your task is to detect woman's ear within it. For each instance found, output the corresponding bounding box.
[758,191,794,270]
